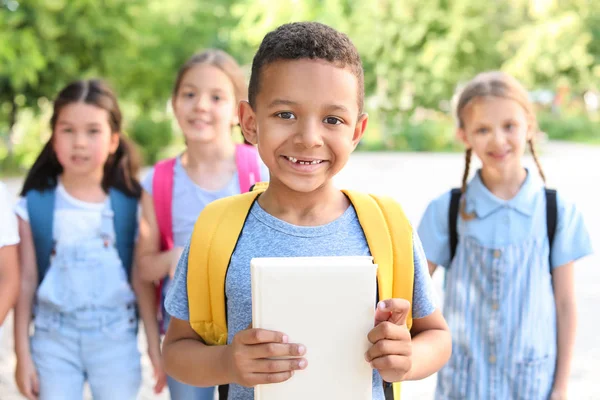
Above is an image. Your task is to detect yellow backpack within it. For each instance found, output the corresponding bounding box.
[187,183,414,400]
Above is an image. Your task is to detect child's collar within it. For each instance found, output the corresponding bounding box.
[466,169,542,218]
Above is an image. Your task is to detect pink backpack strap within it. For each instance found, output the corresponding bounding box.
[152,157,176,251]
[235,143,261,193]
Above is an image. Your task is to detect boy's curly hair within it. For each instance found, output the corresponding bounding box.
[248,22,364,112]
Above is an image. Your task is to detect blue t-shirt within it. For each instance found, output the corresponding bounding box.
[141,155,269,248]
[417,169,593,268]
[166,199,437,400]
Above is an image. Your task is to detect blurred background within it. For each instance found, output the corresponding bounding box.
[1,0,599,176]
[1,1,599,398]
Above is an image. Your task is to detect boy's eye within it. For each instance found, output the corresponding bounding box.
[88,129,100,134]
[324,116,342,125]
[212,95,222,102]
[476,127,489,134]
[184,92,195,98]
[276,112,296,120]
[505,123,516,131]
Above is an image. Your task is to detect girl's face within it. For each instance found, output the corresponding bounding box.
[53,102,119,178]
[458,96,533,176]
[172,64,238,145]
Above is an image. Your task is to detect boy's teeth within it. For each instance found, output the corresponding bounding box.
[286,156,323,165]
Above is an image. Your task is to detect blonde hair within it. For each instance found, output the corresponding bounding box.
[454,71,546,220]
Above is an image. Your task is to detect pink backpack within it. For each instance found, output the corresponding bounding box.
[151,143,261,329]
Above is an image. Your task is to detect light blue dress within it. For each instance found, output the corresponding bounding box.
[418,170,593,399]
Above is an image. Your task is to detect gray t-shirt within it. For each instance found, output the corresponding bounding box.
[166,200,436,400]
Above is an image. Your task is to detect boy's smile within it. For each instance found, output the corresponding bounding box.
[240,58,367,194]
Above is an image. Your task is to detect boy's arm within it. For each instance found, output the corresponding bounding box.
[405,308,451,380]
[136,191,183,282]
[551,262,576,398]
[162,317,232,386]
[0,243,19,324]
[162,317,306,387]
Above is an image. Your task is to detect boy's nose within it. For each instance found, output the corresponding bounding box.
[295,119,324,148]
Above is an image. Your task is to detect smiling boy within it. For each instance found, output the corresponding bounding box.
[162,22,451,400]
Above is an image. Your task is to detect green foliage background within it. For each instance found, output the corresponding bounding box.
[1,0,599,174]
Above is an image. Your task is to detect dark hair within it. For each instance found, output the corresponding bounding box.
[454,71,545,220]
[248,22,364,112]
[21,79,142,198]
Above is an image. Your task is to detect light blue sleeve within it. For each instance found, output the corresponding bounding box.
[164,239,191,320]
[417,191,452,268]
[411,231,437,319]
[140,167,155,196]
[551,193,593,269]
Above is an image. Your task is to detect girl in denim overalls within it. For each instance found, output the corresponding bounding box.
[12,79,164,399]
[418,72,593,400]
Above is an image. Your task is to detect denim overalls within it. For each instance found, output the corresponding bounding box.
[31,200,141,400]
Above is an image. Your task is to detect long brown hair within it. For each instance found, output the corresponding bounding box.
[21,79,142,198]
[172,49,250,145]
[454,71,546,219]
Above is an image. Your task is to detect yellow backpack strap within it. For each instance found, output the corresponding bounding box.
[369,194,414,327]
[187,188,264,345]
[342,190,414,400]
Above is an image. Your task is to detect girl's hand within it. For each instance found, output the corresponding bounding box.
[148,347,167,394]
[365,299,412,383]
[169,247,184,279]
[15,354,39,400]
[225,326,307,387]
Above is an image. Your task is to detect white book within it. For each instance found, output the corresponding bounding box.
[251,256,378,400]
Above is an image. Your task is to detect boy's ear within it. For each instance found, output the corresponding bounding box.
[239,101,258,145]
[351,113,369,148]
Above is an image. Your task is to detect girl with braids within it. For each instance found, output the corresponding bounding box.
[418,71,592,400]
[13,79,164,399]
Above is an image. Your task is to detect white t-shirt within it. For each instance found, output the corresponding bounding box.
[15,182,108,245]
[0,182,19,247]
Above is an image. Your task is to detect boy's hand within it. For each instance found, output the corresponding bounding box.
[225,326,307,387]
[365,299,412,383]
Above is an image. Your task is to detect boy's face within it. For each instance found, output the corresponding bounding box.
[240,59,367,194]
